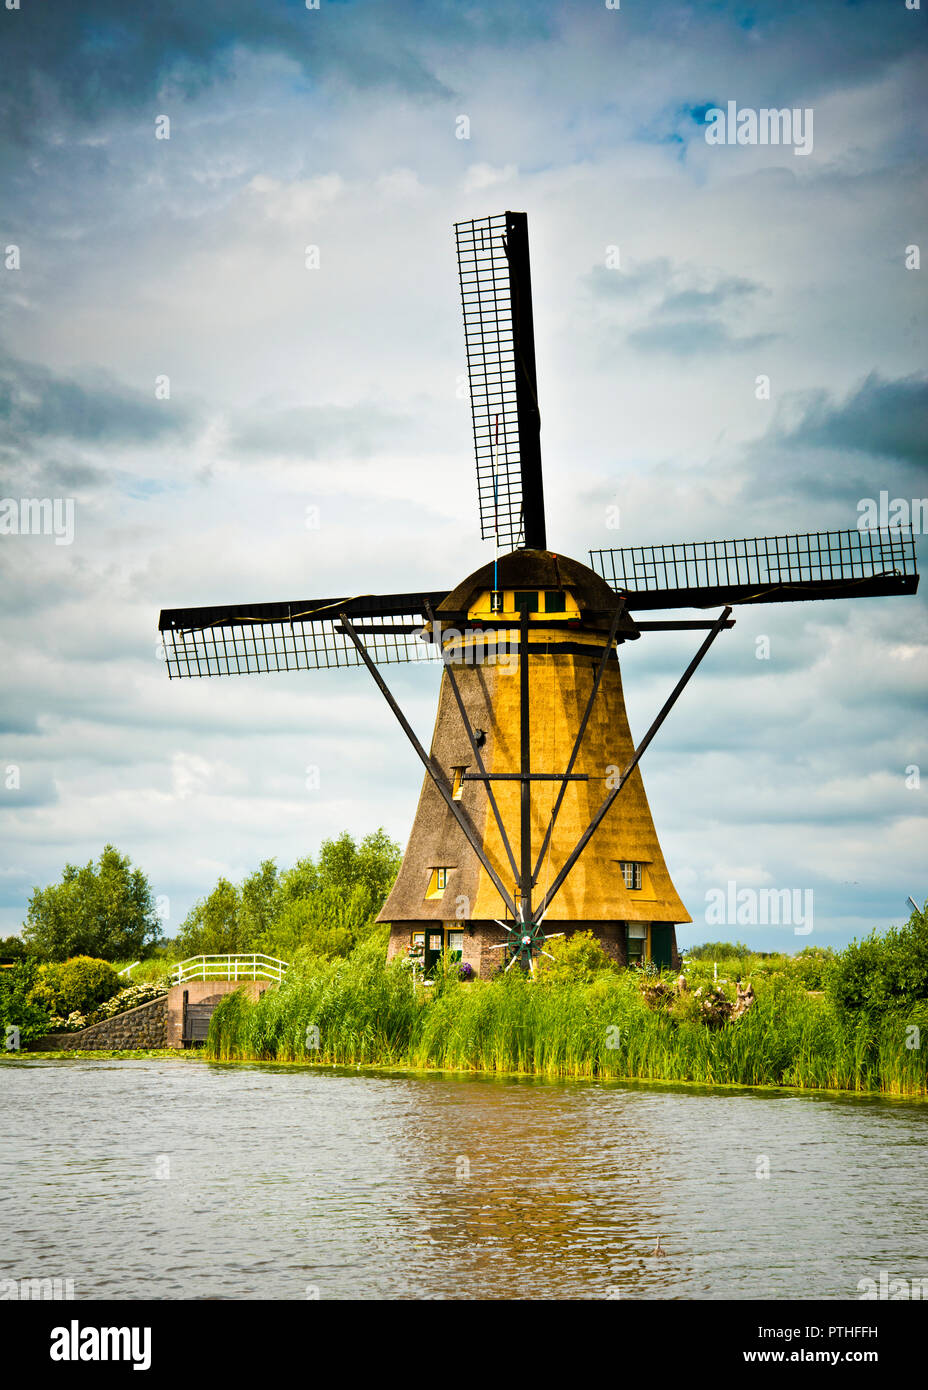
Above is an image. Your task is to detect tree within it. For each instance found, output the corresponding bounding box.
[239,860,280,943]
[174,878,243,958]
[171,829,402,961]
[278,829,401,952]
[21,845,163,962]
[828,902,928,1016]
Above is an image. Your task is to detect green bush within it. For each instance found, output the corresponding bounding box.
[684,941,752,961]
[0,960,51,1047]
[827,904,928,1017]
[791,946,836,991]
[31,956,123,1016]
[535,930,619,983]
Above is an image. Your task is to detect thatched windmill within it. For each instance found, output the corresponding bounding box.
[159,212,918,978]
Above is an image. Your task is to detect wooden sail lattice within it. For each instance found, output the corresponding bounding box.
[590,527,918,608]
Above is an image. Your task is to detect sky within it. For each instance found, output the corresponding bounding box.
[0,0,925,952]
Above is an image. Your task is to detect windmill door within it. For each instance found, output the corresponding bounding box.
[651,924,673,970]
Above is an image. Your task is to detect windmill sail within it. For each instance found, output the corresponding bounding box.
[158,592,447,678]
[455,211,545,551]
[590,528,918,609]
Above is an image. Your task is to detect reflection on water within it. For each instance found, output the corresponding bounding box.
[1,1061,925,1300]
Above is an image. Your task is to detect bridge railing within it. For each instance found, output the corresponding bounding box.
[170,954,289,985]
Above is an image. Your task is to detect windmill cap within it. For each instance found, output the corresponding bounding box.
[438,548,639,639]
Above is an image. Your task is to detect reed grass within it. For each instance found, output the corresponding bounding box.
[205,946,928,1096]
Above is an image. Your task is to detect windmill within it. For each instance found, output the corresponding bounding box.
[158,211,919,978]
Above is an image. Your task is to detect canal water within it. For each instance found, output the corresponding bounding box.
[1,1060,925,1300]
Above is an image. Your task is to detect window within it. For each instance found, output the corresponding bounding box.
[627,922,647,966]
[426,868,450,898]
[514,590,539,613]
[544,590,567,612]
[620,861,642,890]
[451,767,466,800]
[447,930,464,961]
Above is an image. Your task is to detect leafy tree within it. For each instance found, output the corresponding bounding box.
[828,903,928,1016]
[240,860,281,944]
[277,856,319,901]
[21,846,163,963]
[174,878,243,958]
[258,829,401,958]
[0,936,27,961]
[316,829,401,911]
[173,829,402,961]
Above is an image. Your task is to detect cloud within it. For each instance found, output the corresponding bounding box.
[0,350,198,454]
[462,162,519,192]
[227,403,410,461]
[0,2,463,149]
[628,320,773,356]
[247,173,345,227]
[657,276,759,316]
[586,259,772,356]
[586,258,674,300]
[775,372,928,470]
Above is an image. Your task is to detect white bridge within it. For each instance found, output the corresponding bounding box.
[170,954,289,985]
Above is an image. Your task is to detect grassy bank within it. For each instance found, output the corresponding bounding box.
[205,939,928,1096]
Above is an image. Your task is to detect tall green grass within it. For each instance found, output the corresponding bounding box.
[205,944,928,1095]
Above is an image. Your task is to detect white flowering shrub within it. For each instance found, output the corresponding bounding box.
[49,981,167,1032]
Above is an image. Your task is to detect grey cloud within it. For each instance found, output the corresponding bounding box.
[775,373,928,470]
[588,260,771,356]
[0,351,198,453]
[627,320,774,356]
[587,259,673,300]
[736,374,928,513]
[0,0,556,148]
[658,277,760,316]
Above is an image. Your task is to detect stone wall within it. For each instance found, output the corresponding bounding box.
[30,995,168,1051]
